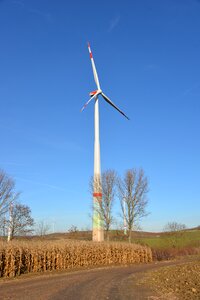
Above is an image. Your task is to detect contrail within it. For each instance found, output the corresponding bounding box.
[108,15,121,32]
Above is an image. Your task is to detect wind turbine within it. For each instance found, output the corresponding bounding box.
[81,43,129,242]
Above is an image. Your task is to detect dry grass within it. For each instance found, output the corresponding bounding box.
[0,240,152,278]
[152,246,200,261]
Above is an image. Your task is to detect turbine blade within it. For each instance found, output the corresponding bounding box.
[80,92,99,112]
[101,92,129,120]
[88,42,101,90]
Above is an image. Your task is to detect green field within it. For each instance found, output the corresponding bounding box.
[133,230,200,249]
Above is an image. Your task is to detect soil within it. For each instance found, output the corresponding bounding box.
[142,258,200,299]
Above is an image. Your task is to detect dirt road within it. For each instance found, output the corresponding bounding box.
[0,261,189,300]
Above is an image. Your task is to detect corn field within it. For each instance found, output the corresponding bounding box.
[0,240,152,278]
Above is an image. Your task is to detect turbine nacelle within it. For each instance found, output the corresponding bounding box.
[89,90,101,97]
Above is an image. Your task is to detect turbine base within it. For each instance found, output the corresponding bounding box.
[92,228,104,242]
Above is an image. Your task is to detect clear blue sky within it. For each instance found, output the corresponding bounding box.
[0,0,200,232]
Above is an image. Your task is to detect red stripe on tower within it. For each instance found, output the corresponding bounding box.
[93,193,102,197]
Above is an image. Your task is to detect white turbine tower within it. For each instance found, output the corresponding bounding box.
[81,43,129,242]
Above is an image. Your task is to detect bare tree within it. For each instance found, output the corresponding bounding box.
[35,220,50,237]
[7,203,34,240]
[164,222,186,233]
[118,168,149,242]
[90,170,116,241]
[163,221,187,248]
[0,170,19,218]
[0,217,6,237]
[68,225,79,233]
